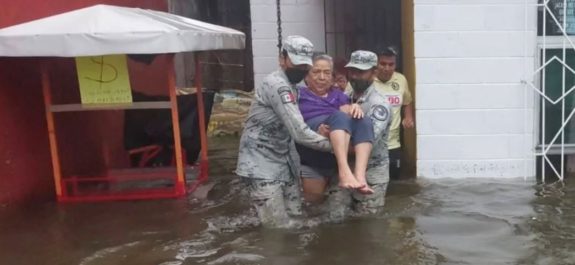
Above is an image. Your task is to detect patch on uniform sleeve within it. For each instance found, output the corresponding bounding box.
[371,105,389,121]
[279,90,296,104]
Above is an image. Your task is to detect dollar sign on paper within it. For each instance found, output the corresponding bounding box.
[85,56,118,83]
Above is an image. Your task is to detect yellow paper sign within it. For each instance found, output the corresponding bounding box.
[75,55,133,104]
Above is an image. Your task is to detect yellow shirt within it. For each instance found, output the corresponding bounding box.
[373,72,412,150]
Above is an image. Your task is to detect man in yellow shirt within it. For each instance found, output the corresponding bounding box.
[373,46,414,180]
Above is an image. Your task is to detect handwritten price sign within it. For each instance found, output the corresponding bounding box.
[75,55,133,104]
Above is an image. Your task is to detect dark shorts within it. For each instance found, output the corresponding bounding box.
[298,111,374,169]
[389,148,401,180]
[300,164,337,179]
[306,111,374,146]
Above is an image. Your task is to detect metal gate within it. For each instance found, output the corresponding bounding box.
[530,0,575,181]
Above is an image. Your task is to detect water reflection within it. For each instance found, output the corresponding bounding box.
[519,181,575,265]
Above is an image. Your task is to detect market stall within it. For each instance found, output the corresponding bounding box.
[0,4,245,202]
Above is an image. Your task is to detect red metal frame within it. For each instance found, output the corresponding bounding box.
[128,145,163,168]
[191,54,210,191]
[41,53,210,202]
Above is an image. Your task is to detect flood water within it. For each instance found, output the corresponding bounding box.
[1,136,574,265]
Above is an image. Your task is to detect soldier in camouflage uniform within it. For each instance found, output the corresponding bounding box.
[326,50,392,220]
[236,36,332,227]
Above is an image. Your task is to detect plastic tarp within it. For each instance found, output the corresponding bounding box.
[0,4,246,57]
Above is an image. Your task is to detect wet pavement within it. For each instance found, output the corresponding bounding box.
[0,136,573,265]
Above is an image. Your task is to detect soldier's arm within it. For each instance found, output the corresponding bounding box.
[268,86,332,152]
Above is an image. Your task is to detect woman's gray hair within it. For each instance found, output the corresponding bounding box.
[312,53,334,69]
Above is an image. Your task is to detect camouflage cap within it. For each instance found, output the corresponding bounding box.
[282,35,314,66]
[345,50,378,70]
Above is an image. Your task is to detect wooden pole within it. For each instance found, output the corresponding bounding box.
[194,53,209,181]
[41,61,64,200]
[401,0,417,178]
[167,54,186,195]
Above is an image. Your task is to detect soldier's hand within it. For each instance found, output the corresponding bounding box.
[318,124,331,137]
[350,104,364,119]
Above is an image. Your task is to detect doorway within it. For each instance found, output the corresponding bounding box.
[324,0,417,178]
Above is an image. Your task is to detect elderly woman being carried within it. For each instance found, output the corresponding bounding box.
[298,54,375,196]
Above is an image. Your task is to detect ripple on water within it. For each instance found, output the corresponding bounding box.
[206,252,265,265]
[79,241,141,265]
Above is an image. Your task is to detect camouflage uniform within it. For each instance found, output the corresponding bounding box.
[236,36,331,226]
[326,51,392,220]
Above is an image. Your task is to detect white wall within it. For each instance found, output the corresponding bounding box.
[250,0,325,87]
[414,0,538,178]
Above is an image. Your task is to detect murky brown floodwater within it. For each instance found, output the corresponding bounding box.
[0,136,573,265]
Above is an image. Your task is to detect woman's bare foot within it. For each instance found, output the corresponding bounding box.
[355,177,373,194]
[357,185,374,195]
[338,171,363,189]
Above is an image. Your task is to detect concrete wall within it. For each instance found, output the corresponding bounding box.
[414,0,538,178]
[250,0,325,87]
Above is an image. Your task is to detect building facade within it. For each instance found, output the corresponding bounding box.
[250,0,542,179]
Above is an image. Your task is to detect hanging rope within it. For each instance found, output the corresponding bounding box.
[276,0,283,52]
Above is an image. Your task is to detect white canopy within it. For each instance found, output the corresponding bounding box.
[0,4,246,57]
